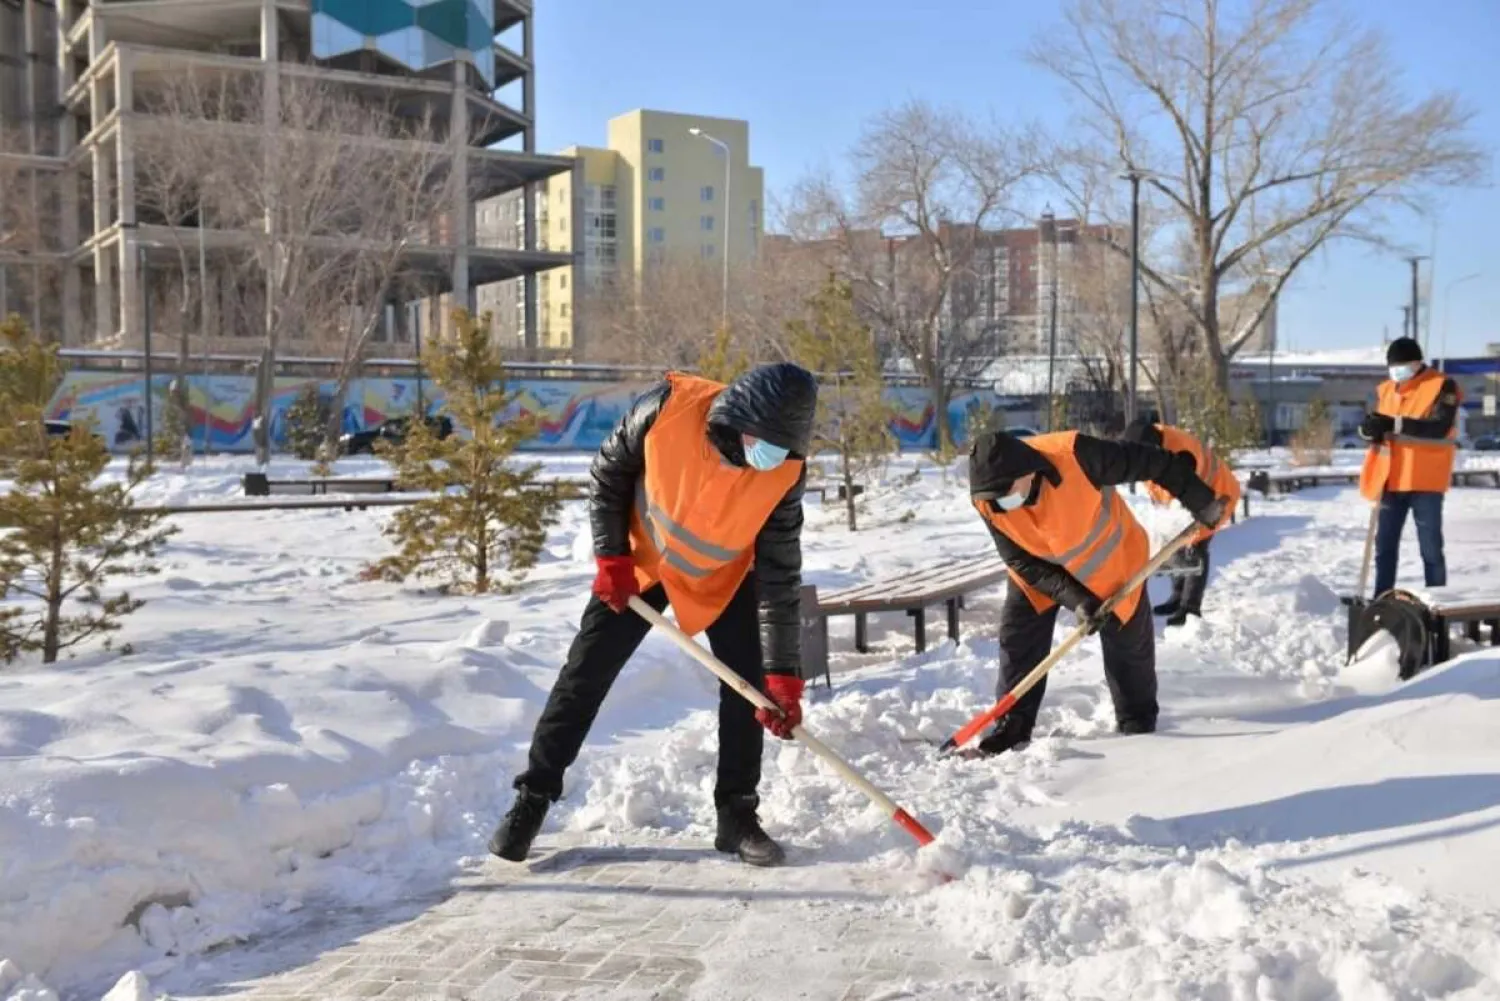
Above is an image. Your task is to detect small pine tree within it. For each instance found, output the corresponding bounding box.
[366,309,561,593]
[153,378,194,469]
[1290,397,1334,467]
[284,384,328,462]
[697,324,750,384]
[0,317,177,665]
[787,275,894,531]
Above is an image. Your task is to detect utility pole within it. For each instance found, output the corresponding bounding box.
[1406,255,1427,340]
[1125,171,1142,426]
[1042,210,1059,430]
[1400,305,1411,342]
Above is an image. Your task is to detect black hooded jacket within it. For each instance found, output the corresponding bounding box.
[969,430,1218,610]
[588,364,818,676]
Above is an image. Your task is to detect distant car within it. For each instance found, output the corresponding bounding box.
[1474,435,1500,452]
[338,415,454,455]
[1004,425,1040,438]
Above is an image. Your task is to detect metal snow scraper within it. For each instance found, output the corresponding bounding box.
[937,518,1203,758]
[627,596,949,865]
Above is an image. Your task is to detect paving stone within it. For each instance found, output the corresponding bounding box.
[584,955,644,983]
[505,960,595,980]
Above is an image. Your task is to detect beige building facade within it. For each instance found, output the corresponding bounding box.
[477,108,764,356]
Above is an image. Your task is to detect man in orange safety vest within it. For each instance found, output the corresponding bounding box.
[1357,337,1462,597]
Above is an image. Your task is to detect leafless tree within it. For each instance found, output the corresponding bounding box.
[148,73,457,463]
[0,127,61,335]
[782,100,1035,451]
[579,251,816,371]
[1032,0,1486,392]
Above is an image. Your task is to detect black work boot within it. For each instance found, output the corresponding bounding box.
[488,786,550,862]
[1117,716,1157,735]
[1152,599,1181,617]
[975,714,1033,757]
[714,794,785,867]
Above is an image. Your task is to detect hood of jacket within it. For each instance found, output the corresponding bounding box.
[968,430,1059,499]
[706,362,819,456]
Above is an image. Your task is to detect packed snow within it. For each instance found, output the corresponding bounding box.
[3,453,1500,1000]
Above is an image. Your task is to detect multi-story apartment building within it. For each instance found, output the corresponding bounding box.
[0,0,63,335]
[0,0,572,354]
[476,108,764,356]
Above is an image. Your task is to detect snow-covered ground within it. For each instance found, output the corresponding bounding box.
[3,455,1500,1000]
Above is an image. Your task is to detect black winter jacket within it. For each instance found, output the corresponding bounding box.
[969,430,1219,611]
[588,364,818,677]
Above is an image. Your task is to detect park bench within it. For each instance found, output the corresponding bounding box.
[1246,466,1499,497]
[798,556,1010,686]
[804,482,865,504]
[241,472,585,499]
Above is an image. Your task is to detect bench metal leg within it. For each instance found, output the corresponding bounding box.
[1466,620,1482,644]
[854,613,868,654]
[908,607,926,653]
[1433,615,1451,664]
[1489,619,1500,647]
[946,597,962,644]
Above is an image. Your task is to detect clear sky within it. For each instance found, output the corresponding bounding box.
[520,0,1500,359]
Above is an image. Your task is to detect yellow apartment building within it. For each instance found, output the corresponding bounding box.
[478,108,764,357]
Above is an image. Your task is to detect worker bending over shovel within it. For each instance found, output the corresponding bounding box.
[489,363,818,867]
[967,429,1228,756]
[1121,417,1240,627]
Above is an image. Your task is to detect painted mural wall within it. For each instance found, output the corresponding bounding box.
[45,372,1000,453]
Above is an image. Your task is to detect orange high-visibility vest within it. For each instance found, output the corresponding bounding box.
[1358,367,1459,500]
[628,372,804,636]
[974,431,1150,624]
[1146,424,1240,543]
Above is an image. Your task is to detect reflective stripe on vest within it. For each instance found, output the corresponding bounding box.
[634,479,740,578]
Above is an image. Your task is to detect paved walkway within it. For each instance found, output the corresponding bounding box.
[169,837,992,1001]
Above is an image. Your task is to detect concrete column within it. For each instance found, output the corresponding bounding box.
[450,62,471,316]
[521,10,535,154]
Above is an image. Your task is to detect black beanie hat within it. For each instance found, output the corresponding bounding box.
[1121,416,1163,448]
[1387,337,1423,365]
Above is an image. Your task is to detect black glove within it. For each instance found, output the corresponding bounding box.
[1067,590,1107,635]
[1191,495,1229,530]
[1359,413,1394,443]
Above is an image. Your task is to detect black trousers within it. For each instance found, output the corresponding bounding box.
[514,575,766,805]
[1167,539,1212,615]
[996,583,1158,733]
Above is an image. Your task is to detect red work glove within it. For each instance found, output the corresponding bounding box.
[755,675,804,740]
[592,555,638,612]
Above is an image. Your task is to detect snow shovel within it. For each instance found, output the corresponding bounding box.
[1346,502,1380,666]
[937,517,1205,757]
[627,595,939,850]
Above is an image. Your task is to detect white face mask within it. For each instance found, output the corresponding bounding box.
[1389,363,1418,383]
[994,491,1025,511]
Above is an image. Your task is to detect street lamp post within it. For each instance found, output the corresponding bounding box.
[140,239,153,468]
[1440,272,1480,372]
[689,127,731,330]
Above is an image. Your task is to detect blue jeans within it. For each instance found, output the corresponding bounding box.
[1373,491,1446,597]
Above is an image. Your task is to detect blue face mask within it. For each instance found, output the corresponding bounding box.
[1389,363,1418,383]
[744,436,790,471]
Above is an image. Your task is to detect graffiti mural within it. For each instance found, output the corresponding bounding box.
[46,371,996,454]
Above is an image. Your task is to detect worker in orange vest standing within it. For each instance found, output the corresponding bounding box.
[1121,417,1241,627]
[1358,337,1462,597]
[489,363,818,867]
[967,429,1228,756]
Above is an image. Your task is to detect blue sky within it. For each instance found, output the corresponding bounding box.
[523,1,1499,358]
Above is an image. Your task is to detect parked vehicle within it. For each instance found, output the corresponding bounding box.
[1473,435,1500,452]
[1004,425,1040,438]
[338,415,454,456]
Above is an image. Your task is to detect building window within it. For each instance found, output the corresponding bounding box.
[701,185,714,202]
[648,138,664,153]
[559,216,568,232]
[648,227,665,244]
[560,303,569,317]
[700,215,714,231]
[649,197,665,212]
[560,273,567,289]
[701,244,715,259]
[648,167,664,183]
